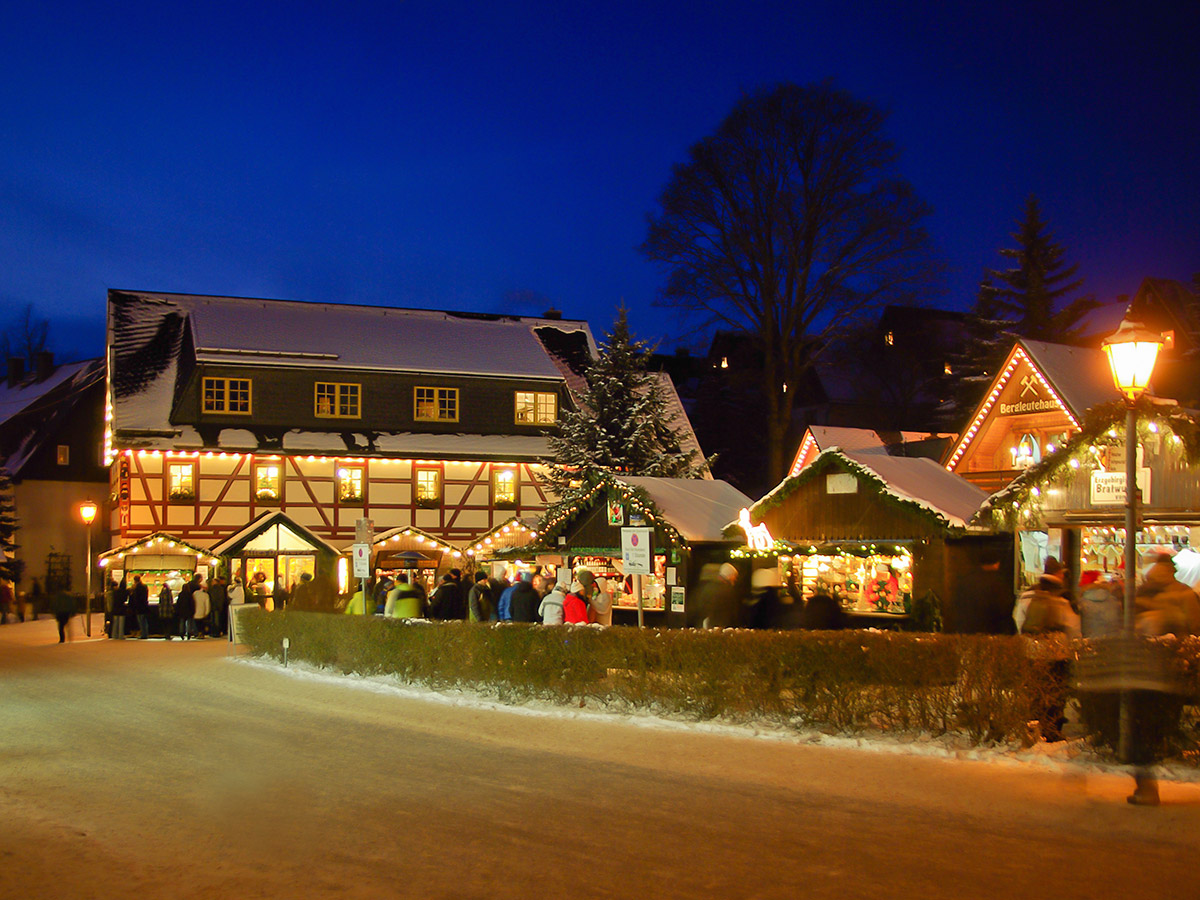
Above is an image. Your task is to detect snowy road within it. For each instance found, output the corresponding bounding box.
[2,617,1198,899]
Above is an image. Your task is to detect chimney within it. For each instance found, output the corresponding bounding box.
[543,308,562,320]
[7,357,24,388]
[35,350,54,382]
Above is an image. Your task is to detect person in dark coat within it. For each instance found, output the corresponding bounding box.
[801,593,844,630]
[110,577,129,639]
[176,574,200,639]
[467,572,494,622]
[429,574,465,620]
[509,572,541,623]
[158,581,175,640]
[206,575,228,635]
[51,589,75,643]
[693,563,739,629]
[129,575,151,639]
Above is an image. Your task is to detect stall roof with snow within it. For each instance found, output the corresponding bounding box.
[746,448,990,544]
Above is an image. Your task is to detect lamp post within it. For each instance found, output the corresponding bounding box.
[1100,316,1163,769]
[79,500,97,637]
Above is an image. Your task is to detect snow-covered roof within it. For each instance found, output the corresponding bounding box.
[652,371,708,475]
[0,359,96,426]
[617,476,753,543]
[757,448,988,532]
[108,289,596,455]
[115,290,595,377]
[0,358,104,476]
[1018,339,1117,418]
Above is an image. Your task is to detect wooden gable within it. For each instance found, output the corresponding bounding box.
[943,345,1080,492]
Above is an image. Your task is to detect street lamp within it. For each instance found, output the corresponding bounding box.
[79,500,97,637]
[1100,316,1163,786]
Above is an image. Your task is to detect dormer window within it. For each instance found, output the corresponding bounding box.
[515,391,556,425]
[203,377,251,414]
[316,383,360,419]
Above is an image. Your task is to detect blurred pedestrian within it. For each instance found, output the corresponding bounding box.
[158,581,175,640]
[110,576,128,639]
[468,571,494,622]
[51,589,75,642]
[193,580,211,638]
[539,571,568,625]
[129,574,151,639]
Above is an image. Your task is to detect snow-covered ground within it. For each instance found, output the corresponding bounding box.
[238,653,1200,785]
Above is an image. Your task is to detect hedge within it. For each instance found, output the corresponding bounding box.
[237,610,1200,761]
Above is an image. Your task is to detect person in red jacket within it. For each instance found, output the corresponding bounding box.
[563,579,590,624]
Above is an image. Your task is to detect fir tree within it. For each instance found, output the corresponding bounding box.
[944,196,1097,425]
[541,307,706,497]
[0,468,20,584]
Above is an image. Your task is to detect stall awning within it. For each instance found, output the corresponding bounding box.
[98,532,217,566]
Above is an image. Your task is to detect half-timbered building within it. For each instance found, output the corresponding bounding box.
[104,290,616,592]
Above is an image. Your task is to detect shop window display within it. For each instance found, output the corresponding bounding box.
[788,550,912,614]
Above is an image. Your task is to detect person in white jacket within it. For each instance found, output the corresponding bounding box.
[539,570,570,625]
[193,586,211,639]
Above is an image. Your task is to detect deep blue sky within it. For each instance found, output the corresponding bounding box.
[3,1,1197,363]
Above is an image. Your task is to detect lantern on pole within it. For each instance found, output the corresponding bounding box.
[1101,316,1164,802]
[79,500,98,637]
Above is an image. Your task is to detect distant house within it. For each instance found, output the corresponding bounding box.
[104,290,701,596]
[0,353,107,595]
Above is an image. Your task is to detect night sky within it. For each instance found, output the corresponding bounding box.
[3,1,1197,363]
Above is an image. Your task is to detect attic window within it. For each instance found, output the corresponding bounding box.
[57,445,70,466]
[515,391,556,425]
[415,387,458,422]
[885,331,895,346]
[316,383,360,419]
[203,378,251,414]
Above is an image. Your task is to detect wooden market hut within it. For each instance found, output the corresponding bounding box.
[534,474,753,627]
[743,448,1007,631]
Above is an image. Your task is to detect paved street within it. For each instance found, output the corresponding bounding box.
[2,616,1198,899]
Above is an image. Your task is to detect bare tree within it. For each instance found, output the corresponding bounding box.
[641,82,938,483]
[0,303,49,366]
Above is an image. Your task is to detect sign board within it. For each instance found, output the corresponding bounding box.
[670,586,685,613]
[826,473,858,494]
[621,527,653,575]
[1090,469,1152,506]
[351,542,371,578]
[355,517,375,545]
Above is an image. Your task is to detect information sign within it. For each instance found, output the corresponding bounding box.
[621,527,653,575]
[352,543,371,578]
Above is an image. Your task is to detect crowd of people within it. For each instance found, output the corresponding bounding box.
[1014,552,1200,640]
[352,565,616,626]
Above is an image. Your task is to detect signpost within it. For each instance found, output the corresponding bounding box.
[354,517,374,615]
[622,527,653,628]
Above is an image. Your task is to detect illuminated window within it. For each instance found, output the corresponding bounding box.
[514,391,557,425]
[885,331,895,346]
[255,464,280,501]
[944,362,953,375]
[57,445,69,465]
[492,467,517,506]
[337,465,364,503]
[203,377,251,414]
[415,467,441,506]
[315,383,360,418]
[168,463,195,500]
[415,387,458,422]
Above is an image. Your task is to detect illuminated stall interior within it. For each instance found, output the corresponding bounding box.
[372,526,462,595]
[209,510,341,597]
[534,474,753,625]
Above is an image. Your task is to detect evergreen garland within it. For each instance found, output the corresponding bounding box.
[978,400,1200,529]
[541,306,706,497]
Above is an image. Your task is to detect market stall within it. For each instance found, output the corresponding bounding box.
[742,448,1004,630]
[98,532,218,634]
[977,400,1200,593]
[534,474,753,626]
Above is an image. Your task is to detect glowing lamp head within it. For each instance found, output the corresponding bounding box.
[79,500,98,525]
[1102,317,1164,402]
